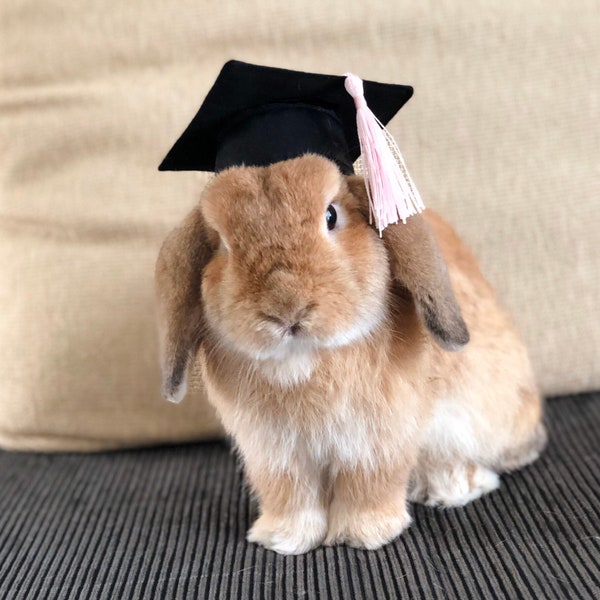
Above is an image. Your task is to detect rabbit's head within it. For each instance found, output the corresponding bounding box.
[155,155,468,401]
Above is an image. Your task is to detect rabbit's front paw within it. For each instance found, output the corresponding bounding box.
[247,509,327,555]
[325,506,411,550]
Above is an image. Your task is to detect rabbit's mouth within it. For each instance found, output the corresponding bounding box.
[252,302,383,361]
[253,322,316,361]
[247,306,385,388]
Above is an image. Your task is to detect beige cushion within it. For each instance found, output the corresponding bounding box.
[1,0,598,450]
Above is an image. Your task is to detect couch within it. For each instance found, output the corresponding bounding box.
[1,1,598,598]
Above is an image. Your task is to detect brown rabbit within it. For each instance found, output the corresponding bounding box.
[155,154,546,555]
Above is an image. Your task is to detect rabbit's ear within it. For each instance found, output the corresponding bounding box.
[347,177,469,351]
[381,215,469,350]
[155,206,218,402]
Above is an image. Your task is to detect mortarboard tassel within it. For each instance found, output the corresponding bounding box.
[344,72,425,234]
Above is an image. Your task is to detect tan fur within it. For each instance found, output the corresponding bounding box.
[155,154,546,554]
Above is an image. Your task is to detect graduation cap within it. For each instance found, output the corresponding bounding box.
[159,60,424,232]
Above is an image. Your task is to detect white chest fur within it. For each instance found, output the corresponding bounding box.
[256,353,315,387]
[230,401,379,475]
[225,382,417,479]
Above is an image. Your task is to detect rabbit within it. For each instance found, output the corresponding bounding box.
[155,154,546,555]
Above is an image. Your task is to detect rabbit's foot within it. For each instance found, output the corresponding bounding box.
[409,463,500,507]
[247,508,327,555]
[324,505,411,550]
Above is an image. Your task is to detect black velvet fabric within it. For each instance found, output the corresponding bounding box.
[157,60,413,173]
[1,394,599,599]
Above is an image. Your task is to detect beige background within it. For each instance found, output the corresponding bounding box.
[1,1,598,450]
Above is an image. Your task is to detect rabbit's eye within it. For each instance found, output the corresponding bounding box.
[326,205,337,231]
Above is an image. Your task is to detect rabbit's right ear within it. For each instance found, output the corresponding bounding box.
[155,205,218,403]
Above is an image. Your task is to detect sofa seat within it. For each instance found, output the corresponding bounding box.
[1,393,598,599]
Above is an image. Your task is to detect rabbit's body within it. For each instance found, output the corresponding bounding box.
[409,211,545,507]
[156,155,545,554]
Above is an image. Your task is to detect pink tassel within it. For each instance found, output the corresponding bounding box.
[344,72,425,234]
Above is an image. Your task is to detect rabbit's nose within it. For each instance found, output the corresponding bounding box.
[264,304,315,335]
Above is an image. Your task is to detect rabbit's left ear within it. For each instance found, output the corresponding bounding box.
[347,177,469,351]
[381,214,470,350]
[155,206,218,403]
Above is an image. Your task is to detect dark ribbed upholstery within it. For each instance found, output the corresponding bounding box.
[1,394,599,599]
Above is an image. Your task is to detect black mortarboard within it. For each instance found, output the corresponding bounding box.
[158,60,414,175]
